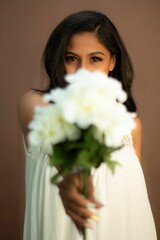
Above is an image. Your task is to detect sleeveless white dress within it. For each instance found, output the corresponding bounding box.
[23,134,157,240]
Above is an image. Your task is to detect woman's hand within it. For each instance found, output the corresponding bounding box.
[57,172,103,231]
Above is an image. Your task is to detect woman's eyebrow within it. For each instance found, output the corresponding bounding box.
[65,51,105,56]
[89,51,105,56]
[65,51,79,57]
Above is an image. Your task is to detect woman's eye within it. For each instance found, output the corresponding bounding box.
[91,57,102,62]
[65,56,78,62]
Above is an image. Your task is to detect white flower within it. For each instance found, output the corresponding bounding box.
[64,70,127,128]
[29,68,136,152]
[28,105,80,154]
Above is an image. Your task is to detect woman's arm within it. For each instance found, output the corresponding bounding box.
[18,91,102,231]
[18,90,48,147]
[131,117,142,160]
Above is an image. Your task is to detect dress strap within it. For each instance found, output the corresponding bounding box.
[121,133,133,146]
[22,134,36,159]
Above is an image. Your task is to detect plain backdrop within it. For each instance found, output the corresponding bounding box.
[0,0,160,239]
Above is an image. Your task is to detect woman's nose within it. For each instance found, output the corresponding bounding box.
[77,60,91,71]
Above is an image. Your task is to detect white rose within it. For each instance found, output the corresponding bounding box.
[28,105,80,154]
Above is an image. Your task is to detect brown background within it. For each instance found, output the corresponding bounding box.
[0,0,160,239]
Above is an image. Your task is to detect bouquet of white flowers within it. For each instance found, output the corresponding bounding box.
[28,69,135,239]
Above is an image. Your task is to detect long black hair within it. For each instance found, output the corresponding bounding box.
[42,10,137,112]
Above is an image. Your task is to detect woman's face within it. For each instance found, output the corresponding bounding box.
[64,32,116,74]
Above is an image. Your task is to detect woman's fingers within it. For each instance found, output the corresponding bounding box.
[65,207,93,231]
[57,172,103,230]
[86,176,103,208]
[58,172,102,207]
[59,184,94,218]
[64,199,95,218]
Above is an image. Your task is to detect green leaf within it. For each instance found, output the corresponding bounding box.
[49,145,66,166]
[75,150,93,170]
[49,126,123,184]
[83,126,95,143]
[65,141,86,150]
[103,154,121,174]
[105,145,123,155]
[50,166,74,185]
[50,174,61,184]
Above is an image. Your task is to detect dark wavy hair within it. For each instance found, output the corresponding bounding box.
[42,10,137,112]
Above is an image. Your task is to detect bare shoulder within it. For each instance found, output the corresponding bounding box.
[134,117,142,129]
[131,117,142,160]
[18,90,48,135]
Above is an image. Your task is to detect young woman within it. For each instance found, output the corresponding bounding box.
[18,10,157,240]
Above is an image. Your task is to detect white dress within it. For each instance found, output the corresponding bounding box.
[23,134,157,240]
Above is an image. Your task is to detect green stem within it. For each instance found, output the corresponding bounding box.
[82,169,91,240]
